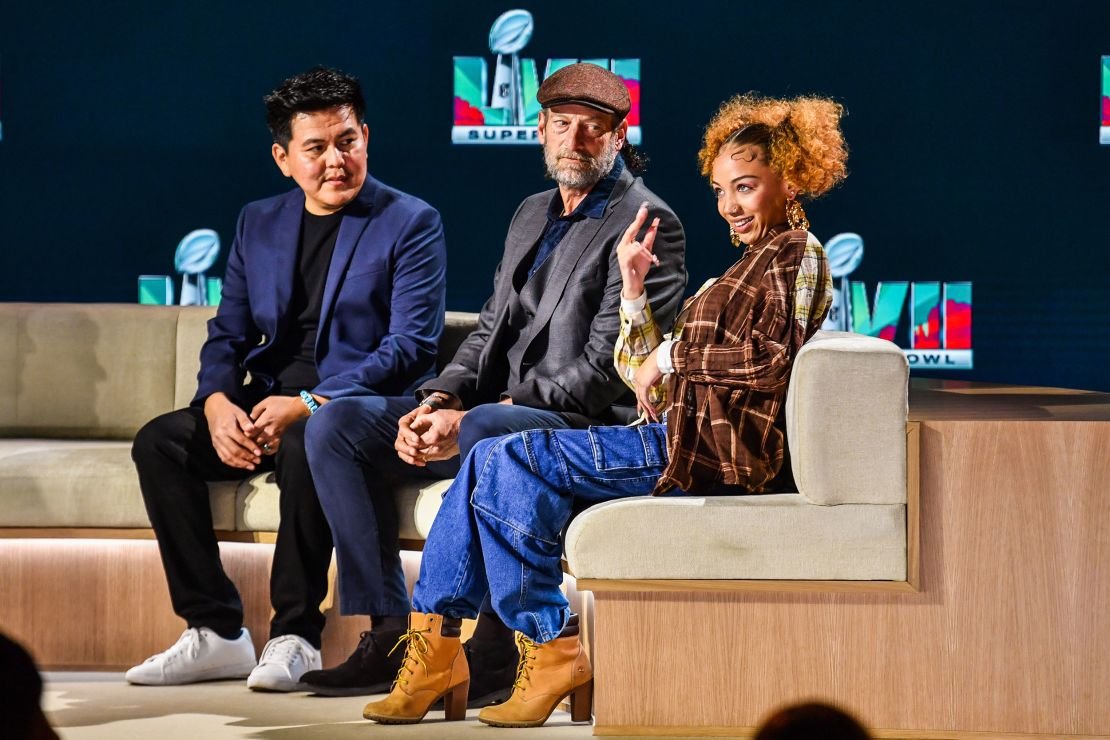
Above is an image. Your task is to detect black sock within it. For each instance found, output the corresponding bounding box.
[210,626,243,642]
[470,611,516,655]
[370,615,407,634]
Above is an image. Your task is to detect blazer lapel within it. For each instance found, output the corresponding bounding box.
[503,197,550,293]
[269,191,304,338]
[484,196,550,350]
[318,178,377,339]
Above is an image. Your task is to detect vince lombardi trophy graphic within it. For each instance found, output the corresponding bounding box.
[174,229,221,306]
[488,9,534,125]
[822,232,864,331]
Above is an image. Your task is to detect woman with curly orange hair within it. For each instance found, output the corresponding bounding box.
[362,94,847,729]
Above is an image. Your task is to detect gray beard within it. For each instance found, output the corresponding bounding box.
[544,139,620,189]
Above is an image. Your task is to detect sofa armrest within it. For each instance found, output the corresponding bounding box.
[786,331,908,505]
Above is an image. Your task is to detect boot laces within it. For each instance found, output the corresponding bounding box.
[512,633,538,693]
[387,626,432,689]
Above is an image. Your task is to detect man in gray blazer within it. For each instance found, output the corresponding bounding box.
[301,63,686,704]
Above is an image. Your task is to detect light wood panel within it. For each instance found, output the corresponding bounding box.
[589,420,1110,738]
[0,538,368,669]
[0,528,277,544]
[909,378,1110,421]
[596,726,1110,739]
[905,420,920,589]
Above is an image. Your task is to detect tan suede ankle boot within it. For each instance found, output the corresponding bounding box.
[362,612,470,724]
[478,614,593,728]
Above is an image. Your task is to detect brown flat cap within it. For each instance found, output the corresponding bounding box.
[536,62,631,119]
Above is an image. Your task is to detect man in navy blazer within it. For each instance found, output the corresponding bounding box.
[126,67,446,691]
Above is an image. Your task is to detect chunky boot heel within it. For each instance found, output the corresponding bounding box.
[569,679,593,722]
[443,680,470,721]
[362,612,470,724]
[478,614,594,728]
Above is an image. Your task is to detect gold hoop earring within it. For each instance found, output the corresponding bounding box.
[729,227,742,248]
[786,197,809,231]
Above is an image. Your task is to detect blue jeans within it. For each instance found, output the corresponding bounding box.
[305,397,573,616]
[413,423,669,643]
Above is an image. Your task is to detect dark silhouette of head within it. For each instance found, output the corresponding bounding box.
[755,701,871,740]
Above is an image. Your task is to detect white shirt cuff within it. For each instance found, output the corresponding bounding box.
[621,291,648,316]
[656,339,675,374]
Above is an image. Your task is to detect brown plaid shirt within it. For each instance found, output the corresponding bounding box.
[615,225,832,494]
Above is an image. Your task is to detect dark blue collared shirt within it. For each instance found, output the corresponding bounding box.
[527,155,624,279]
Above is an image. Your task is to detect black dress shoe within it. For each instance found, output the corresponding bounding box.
[300,630,403,697]
[432,636,518,709]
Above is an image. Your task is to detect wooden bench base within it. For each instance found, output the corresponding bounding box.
[0,531,592,672]
[584,418,1109,738]
[0,536,373,669]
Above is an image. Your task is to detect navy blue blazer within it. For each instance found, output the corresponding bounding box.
[193,176,447,404]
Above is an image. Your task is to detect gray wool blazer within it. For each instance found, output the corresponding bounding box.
[421,165,687,424]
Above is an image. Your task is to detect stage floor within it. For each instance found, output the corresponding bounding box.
[42,672,638,739]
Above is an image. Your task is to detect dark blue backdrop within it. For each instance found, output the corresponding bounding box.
[1,1,1108,390]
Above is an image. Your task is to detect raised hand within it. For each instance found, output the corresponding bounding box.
[616,201,661,301]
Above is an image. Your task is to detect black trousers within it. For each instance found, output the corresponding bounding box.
[131,404,333,648]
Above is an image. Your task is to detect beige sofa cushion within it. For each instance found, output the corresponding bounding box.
[0,304,182,439]
[787,331,908,505]
[0,305,483,540]
[0,439,236,529]
[565,494,906,581]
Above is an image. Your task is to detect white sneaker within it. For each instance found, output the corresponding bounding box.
[246,635,322,692]
[126,627,257,685]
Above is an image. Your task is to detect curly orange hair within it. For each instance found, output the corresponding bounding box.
[697,94,848,198]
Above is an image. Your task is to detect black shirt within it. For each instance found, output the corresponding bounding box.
[260,209,342,394]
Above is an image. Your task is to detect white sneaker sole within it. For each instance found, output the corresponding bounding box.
[126,661,256,686]
[246,673,306,692]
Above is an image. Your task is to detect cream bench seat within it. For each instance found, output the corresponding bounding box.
[568,331,914,586]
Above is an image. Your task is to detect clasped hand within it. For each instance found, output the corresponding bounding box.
[204,392,311,470]
[394,406,464,466]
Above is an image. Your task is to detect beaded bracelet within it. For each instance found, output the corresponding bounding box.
[299,390,320,415]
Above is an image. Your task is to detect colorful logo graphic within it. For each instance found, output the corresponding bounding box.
[822,233,973,369]
[1102,56,1110,145]
[138,229,222,306]
[452,9,641,145]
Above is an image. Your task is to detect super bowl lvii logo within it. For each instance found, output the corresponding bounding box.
[138,229,223,306]
[822,233,973,369]
[1101,55,1109,144]
[452,9,641,145]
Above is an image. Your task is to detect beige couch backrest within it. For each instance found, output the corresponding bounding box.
[785,330,909,505]
[174,306,218,409]
[0,304,207,439]
[0,303,481,440]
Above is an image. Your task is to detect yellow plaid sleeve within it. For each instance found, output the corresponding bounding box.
[794,234,833,327]
[614,299,667,407]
